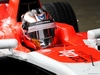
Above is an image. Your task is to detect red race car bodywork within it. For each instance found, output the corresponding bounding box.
[0,0,100,75]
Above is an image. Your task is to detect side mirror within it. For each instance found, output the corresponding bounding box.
[0,39,18,49]
[0,0,9,3]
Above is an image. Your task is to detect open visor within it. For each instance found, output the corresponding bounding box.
[28,19,56,48]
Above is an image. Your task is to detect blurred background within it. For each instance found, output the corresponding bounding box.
[40,0,100,32]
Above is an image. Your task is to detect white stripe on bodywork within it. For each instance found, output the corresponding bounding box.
[63,61,100,75]
[26,51,100,75]
[26,51,77,75]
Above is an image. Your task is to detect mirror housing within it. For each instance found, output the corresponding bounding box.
[0,39,18,49]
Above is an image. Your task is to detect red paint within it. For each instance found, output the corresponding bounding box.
[0,0,100,63]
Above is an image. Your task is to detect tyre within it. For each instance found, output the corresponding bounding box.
[42,2,79,32]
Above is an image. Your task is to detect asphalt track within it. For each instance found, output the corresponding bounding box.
[40,0,100,32]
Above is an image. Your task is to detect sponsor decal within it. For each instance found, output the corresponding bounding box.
[59,49,78,57]
[59,50,97,62]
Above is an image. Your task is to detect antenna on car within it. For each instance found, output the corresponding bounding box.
[28,4,30,11]
[8,45,14,54]
[90,55,94,66]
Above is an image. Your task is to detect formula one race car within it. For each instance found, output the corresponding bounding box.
[0,0,100,75]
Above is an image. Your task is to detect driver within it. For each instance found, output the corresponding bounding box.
[21,8,56,51]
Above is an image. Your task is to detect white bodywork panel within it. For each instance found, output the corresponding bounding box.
[0,48,100,75]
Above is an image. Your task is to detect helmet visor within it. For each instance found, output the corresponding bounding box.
[28,19,56,48]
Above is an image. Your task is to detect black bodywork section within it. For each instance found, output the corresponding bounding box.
[0,0,9,3]
[0,56,56,75]
[17,0,41,22]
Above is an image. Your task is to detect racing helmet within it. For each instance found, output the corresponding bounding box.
[22,8,55,49]
[23,19,56,48]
